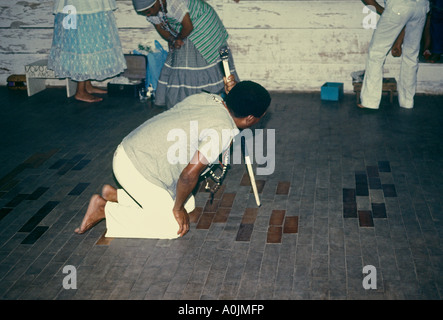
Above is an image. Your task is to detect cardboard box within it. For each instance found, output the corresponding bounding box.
[321,82,344,101]
[107,54,146,98]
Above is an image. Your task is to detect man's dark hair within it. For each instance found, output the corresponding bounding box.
[225,81,271,118]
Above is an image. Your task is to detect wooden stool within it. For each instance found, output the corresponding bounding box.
[25,59,77,97]
[353,77,397,104]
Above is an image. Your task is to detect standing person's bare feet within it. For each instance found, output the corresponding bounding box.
[102,184,118,202]
[74,81,104,103]
[85,80,107,94]
[75,92,103,103]
[74,194,106,234]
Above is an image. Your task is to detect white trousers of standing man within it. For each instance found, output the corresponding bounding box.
[104,144,195,239]
[361,0,429,109]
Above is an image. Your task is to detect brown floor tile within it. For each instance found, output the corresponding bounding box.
[276,181,290,195]
[269,210,286,225]
[358,210,374,227]
[267,226,283,243]
[213,207,231,223]
[240,172,250,186]
[196,211,216,229]
[250,180,265,194]
[283,216,299,233]
[203,199,220,213]
[189,207,203,223]
[219,193,236,208]
[241,208,259,224]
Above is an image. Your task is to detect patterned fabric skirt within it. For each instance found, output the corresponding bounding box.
[154,39,239,109]
[48,11,127,82]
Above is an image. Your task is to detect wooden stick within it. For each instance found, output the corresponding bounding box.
[244,141,261,207]
[219,46,261,207]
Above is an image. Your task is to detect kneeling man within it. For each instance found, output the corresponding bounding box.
[75,80,271,239]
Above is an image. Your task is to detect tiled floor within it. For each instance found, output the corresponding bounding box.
[0,86,442,300]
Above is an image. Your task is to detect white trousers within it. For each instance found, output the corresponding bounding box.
[105,144,195,239]
[361,0,429,109]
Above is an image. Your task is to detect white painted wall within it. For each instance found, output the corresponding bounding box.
[0,0,441,93]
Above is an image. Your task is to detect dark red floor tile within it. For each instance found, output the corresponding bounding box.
[250,180,265,194]
[189,207,203,223]
[283,216,299,233]
[219,193,236,208]
[276,181,290,195]
[241,208,258,224]
[358,210,374,227]
[213,208,231,223]
[196,211,215,229]
[269,210,286,225]
[267,226,283,243]
[203,199,220,213]
[240,173,250,186]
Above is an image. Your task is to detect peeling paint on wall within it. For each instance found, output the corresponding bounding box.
[0,0,440,93]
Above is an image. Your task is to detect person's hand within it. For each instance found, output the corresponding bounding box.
[173,207,189,237]
[224,74,237,94]
[174,39,185,49]
[391,28,405,57]
[391,43,402,57]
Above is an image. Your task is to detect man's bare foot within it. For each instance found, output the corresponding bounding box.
[74,194,106,234]
[102,184,118,202]
[75,92,103,103]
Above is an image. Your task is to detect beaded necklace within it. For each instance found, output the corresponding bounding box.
[158,0,178,38]
[203,148,230,202]
[202,95,233,202]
